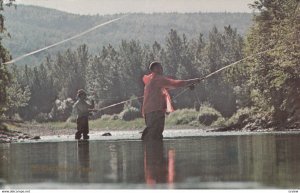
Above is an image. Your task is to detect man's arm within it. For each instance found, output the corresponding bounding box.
[159,77,200,89]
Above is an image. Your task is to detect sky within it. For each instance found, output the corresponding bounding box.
[16,0,254,15]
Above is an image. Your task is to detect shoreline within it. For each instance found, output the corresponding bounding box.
[1,120,300,143]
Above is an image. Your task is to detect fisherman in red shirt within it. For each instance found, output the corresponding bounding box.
[141,61,200,141]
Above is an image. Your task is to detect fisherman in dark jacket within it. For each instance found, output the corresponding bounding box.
[73,89,95,140]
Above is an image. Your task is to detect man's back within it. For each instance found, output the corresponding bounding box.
[143,74,167,114]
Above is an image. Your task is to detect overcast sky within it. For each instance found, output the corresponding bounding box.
[16,0,254,15]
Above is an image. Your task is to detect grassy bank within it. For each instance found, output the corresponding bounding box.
[4,107,225,133]
[41,118,146,130]
[4,106,256,137]
[3,106,292,138]
[4,113,203,134]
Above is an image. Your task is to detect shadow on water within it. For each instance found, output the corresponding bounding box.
[1,133,300,189]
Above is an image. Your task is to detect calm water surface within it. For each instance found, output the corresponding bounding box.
[1,133,300,189]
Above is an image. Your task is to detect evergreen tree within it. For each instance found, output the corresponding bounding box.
[119,40,145,98]
[245,0,300,124]
[0,0,14,116]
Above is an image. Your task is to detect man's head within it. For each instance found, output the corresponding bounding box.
[77,89,87,100]
[149,61,163,75]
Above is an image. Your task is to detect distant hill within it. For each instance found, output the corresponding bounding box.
[2,5,253,65]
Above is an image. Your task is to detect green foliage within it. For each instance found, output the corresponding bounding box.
[11,25,245,122]
[3,64,31,118]
[2,5,252,65]
[212,117,226,127]
[15,63,57,120]
[4,6,250,122]
[100,114,113,121]
[198,105,223,126]
[167,108,199,125]
[5,77,31,118]
[89,118,145,130]
[4,2,299,129]
[166,106,224,126]
[35,112,50,123]
[49,98,74,122]
[201,25,244,117]
[0,52,10,115]
[0,0,14,116]
[240,0,300,124]
[100,114,119,121]
[118,106,141,121]
[225,107,255,127]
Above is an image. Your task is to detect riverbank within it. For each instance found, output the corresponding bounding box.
[1,116,300,143]
[0,121,41,143]
[1,118,203,143]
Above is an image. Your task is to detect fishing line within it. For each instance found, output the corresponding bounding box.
[3,15,128,65]
[6,4,297,112]
[173,2,300,100]
[172,45,288,100]
[94,96,144,112]
[94,44,287,112]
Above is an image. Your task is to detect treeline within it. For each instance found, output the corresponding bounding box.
[3,0,300,129]
[0,0,14,121]
[3,5,252,65]
[7,25,244,121]
[230,0,300,128]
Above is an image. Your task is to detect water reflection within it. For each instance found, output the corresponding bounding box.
[1,133,300,188]
[143,141,175,187]
[0,144,9,185]
[77,141,90,182]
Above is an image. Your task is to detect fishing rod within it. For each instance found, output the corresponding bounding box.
[4,5,296,112]
[93,96,144,112]
[93,45,285,112]
[174,1,300,100]
[3,15,128,65]
[173,45,286,100]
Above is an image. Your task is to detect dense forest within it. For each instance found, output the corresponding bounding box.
[1,0,300,130]
[2,5,252,65]
[7,25,243,122]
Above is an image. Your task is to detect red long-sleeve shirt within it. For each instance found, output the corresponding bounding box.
[142,73,188,115]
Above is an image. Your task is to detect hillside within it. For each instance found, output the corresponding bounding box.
[2,5,253,65]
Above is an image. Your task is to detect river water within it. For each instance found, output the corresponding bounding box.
[1,132,300,189]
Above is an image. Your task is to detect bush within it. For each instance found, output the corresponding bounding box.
[111,114,119,120]
[66,116,76,123]
[119,107,141,121]
[35,113,50,123]
[0,122,8,131]
[212,117,226,127]
[100,114,112,121]
[49,98,74,121]
[167,109,199,125]
[100,114,119,121]
[225,107,254,127]
[126,95,142,109]
[198,105,223,126]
